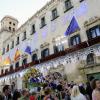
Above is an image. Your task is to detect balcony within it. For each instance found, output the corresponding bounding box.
[0,36,100,78]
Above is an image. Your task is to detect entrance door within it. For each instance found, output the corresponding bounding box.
[87,72,100,80]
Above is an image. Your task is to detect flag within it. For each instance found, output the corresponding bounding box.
[14,49,21,61]
[65,16,80,36]
[25,46,32,55]
[3,57,11,66]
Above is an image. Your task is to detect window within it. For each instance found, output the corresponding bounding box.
[87,25,100,39]
[31,24,36,35]
[10,65,13,71]
[41,48,49,58]
[40,17,46,28]
[1,69,4,74]
[15,62,19,68]
[13,23,15,26]
[22,58,27,66]
[16,36,19,45]
[87,53,95,65]
[6,44,9,52]
[70,34,81,46]
[9,22,12,24]
[11,41,14,49]
[2,48,5,55]
[80,0,85,2]
[32,54,37,62]
[5,69,8,74]
[13,28,15,32]
[54,45,64,53]
[22,31,27,41]
[9,27,11,31]
[64,0,73,12]
[51,8,58,21]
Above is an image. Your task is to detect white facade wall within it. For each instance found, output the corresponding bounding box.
[0,0,100,86]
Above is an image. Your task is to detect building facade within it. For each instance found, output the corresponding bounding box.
[0,0,100,90]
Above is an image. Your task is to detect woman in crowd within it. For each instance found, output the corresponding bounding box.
[91,79,100,100]
[71,85,87,100]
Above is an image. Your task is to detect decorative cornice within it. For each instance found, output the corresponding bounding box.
[84,16,100,27]
[40,42,50,48]
[1,15,18,23]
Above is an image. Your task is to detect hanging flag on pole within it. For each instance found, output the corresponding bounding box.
[14,49,21,61]
[25,46,32,55]
[65,16,80,36]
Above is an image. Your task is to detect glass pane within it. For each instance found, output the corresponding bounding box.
[45,49,49,57]
[76,36,80,44]
[73,39,76,45]
[96,28,100,36]
[91,30,96,38]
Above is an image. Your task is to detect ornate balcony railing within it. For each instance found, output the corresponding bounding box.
[0,36,100,78]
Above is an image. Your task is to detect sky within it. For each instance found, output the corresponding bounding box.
[0,0,51,27]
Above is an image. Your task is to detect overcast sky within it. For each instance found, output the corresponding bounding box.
[0,0,50,27]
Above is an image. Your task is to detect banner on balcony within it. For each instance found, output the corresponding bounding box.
[65,16,80,36]
[14,49,21,61]
[25,46,32,55]
[3,56,11,66]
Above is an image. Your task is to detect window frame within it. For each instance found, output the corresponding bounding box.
[15,62,19,68]
[2,47,5,55]
[86,53,95,65]
[22,58,27,66]
[22,31,27,41]
[30,24,36,35]
[70,34,81,46]
[16,36,19,45]
[32,54,38,62]
[11,41,14,49]
[64,0,73,13]
[87,25,100,40]
[41,48,49,58]
[6,44,9,52]
[51,8,59,21]
[40,16,46,28]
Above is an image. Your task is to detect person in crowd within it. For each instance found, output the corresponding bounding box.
[2,85,12,100]
[0,91,4,100]
[19,89,29,100]
[91,79,100,100]
[13,90,21,100]
[79,84,89,99]
[86,76,94,100]
[43,87,57,100]
[71,85,87,100]
[29,92,37,100]
[86,82,92,100]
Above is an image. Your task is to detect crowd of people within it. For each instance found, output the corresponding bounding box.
[0,75,100,100]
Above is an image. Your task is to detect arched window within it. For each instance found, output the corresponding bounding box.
[87,53,95,65]
[32,54,37,62]
[22,58,27,66]
[10,65,13,71]
[15,62,19,68]
[41,48,49,58]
